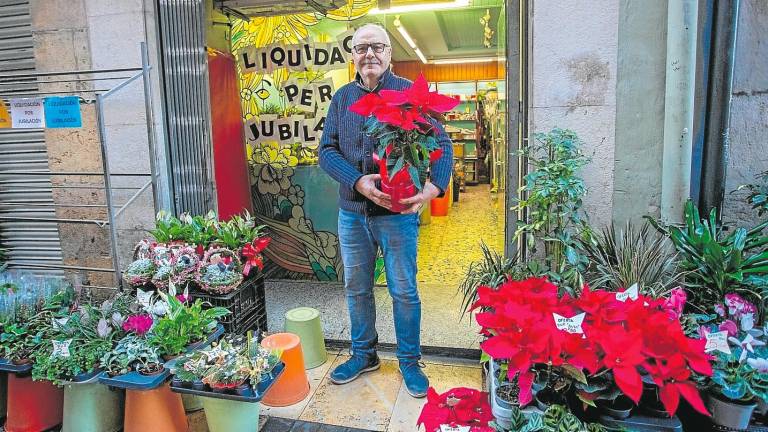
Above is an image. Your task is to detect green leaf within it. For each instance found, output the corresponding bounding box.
[562,364,587,384]
[407,165,421,190]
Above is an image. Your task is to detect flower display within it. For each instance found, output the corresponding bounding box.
[122,314,153,336]
[473,277,712,416]
[416,387,494,432]
[348,73,458,191]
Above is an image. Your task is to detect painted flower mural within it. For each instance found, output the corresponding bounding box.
[232,0,375,281]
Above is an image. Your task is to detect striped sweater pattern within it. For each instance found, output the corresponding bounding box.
[318,69,454,216]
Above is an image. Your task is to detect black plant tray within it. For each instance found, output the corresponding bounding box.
[185,324,224,352]
[0,358,32,374]
[98,368,170,391]
[170,362,284,403]
[599,414,683,432]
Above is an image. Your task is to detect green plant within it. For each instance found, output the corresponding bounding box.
[150,211,192,243]
[124,258,155,286]
[511,128,591,295]
[581,221,681,297]
[101,334,162,376]
[494,404,607,432]
[458,242,521,318]
[148,293,229,357]
[183,211,218,248]
[738,170,768,217]
[649,200,768,312]
[214,212,266,250]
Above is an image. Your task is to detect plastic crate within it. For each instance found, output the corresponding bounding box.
[189,275,268,334]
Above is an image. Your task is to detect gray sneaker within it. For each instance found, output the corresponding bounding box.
[329,355,381,384]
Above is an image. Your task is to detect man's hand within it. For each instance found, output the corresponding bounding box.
[399,181,441,214]
[355,174,392,210]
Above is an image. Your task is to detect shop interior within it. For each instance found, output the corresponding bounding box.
[214,0,508,349]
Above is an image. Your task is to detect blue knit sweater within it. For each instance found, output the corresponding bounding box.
[318,69,454,216]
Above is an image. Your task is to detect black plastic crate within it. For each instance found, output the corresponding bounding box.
[189,275,267,334]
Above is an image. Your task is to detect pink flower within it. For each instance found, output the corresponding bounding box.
[718,320,739,337]
[714,304,726,317]
[698,325,711,339]
[122,314,153,336]
[176,294,188,303]
[725,293,751,318]
[663,287,687,319]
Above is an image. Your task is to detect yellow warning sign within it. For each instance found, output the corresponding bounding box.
[0,101,10,128]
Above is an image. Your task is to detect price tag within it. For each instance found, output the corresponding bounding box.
[553,312,586,334]
[440,426,470,432]
[705,331,731,354]
[616,283,639,302]
[52,317,69,329]
[52,339,72,358]
[137,288,152,308]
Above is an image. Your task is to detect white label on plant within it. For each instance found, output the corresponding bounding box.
[616,283,639,302]
[553,312,585,334]
[705,331,731,354]
[440,426,470,432]
[52,339,72,358]
[52,317,69,329]
[137,288,152,308]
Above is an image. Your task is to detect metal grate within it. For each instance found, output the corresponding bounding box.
[0,0,64,274]
[156,0,217,216]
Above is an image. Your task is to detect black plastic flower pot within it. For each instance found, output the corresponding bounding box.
[494,383,519,411]
[707,392,757,430]
[192,380,205,391]
[597,395,633,420]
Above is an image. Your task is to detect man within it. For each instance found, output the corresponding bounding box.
[318,23,453,398]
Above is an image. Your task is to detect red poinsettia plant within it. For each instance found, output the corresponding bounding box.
[348,73,459,192]
[473,277,713,417]
[416,387,494,432]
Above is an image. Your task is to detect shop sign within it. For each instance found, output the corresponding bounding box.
[283,78,334,112]
[0,101,10,128]
[43,96,82,128]
[245,113,325,147]
[10,98,45,128]
[239,32,354,74]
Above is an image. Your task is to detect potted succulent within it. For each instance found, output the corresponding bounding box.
[195,248,244,294]
[169,335,281,432]
[123,258,155,287]
[696,294,768,429]
[348,73,458,213]
[100,334,163,377]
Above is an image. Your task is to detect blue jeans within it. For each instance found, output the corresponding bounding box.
[338,208,421,363]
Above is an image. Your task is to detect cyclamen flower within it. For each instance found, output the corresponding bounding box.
[724,293,755,319]
[176,294,188,303]
[122,314,153,336]
[714,303,726,317]
[663,287,687,319]
[747,357,768,373]
[719,320,739,337]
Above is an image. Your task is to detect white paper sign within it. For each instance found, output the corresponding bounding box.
[10,98,45,128]
[616,283,639,302]
[52,339,72,358]
[440,426,470,432]
[137,288,153,308]
[52,317,69,330]
[553,312,586,334]
[705,331,732,354]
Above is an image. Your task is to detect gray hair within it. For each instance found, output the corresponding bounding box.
[352,23,391,46]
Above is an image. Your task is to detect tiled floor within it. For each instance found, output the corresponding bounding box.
[189,350,484,431]
[265,185,505,350]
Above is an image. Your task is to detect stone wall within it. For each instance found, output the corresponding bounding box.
[29,0,159,297]
[722,0,768,227]
[528,0,619,229]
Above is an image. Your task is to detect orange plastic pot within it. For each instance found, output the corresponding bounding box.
[431,191,450,216]
[124,383,187,432]
[5,374,63,432]
[260,333,310,407]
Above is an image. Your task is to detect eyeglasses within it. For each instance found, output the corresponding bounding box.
[352,43,389,55]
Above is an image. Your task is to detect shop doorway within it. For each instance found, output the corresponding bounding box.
[205,0,518,351]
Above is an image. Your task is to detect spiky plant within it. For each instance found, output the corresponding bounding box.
[458,242,522,320]
[581,221,681,298]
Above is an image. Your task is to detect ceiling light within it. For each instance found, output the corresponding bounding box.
[393,16,427,63]
[413,48,428,64]
[369,0,470,15]
[431,57,503,64]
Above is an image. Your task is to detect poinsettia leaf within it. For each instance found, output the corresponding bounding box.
[408,165,421,190]
[576,390,598,407]
[392,156,405,177]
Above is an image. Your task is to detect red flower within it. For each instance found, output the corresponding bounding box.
[416,387,493,432]
[648,355,710,416]
[349,92,384,117]
[383,73,460,115]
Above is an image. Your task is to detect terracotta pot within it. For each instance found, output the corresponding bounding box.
[124,383,187,432]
